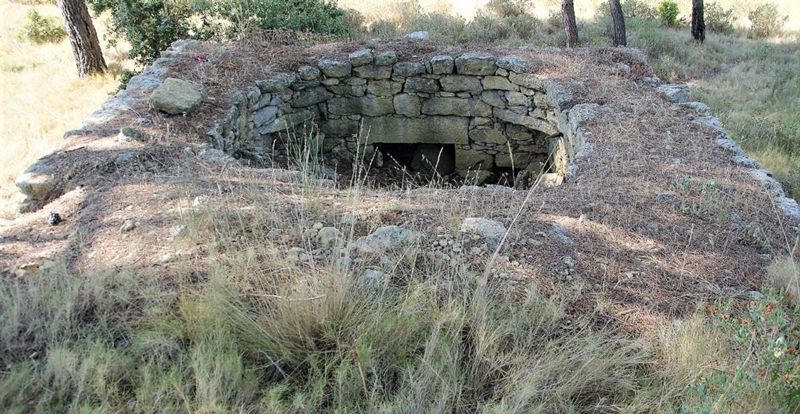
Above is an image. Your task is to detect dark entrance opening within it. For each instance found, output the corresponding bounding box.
[376,143,456,177]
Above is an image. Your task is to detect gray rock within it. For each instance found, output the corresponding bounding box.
[115,152,136,163]
[421,97,491,117]
[543,80,572,108]
[393,62,426,77]
[655,192,681,205]
[256,74,297,93]
[321,118,359,137]
[733,155,760,169]
[353,64,393,79]
[393,94,421,117]
[681,101,712,117]
[496,55,531,73]
[430,55,454,74]
[328,96,394,117]
[120,219,136,233]
[402,31,429,40]
[375,51,398,66]
[316,227,341,249]
[404,77,439,93]
[198,148,241,166]
[567,103,601,130]
[367,80,403,96]
[440,75,483,93]
[192,195,210,206]
[455,150,493,171]
[291,86,332,107]
[359,269,388,285]
[318,60,352,78]
[253,106,279,127]
[148,78,206,114]
[81,108,121,128]
[117,127,144,142]
[169,225,186,238]
[297,65,321,81]
[508,72,544,90]
[350,225,422,254]
[657,83,691,103]
[349,49,374,67]
[460,218,506,249]
[642,76,661,87]
[360,116,468,145]
[126,75,163,91]
[548,223,574,245]
[15,161,56,201]
[455,53,497,76]
[481,91,505,107]
[482,76,518,91]
[469,128,507,145]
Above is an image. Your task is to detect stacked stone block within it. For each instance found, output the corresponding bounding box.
[206,49,581,186]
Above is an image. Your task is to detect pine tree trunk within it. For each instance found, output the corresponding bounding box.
[57,0,106,78]
[609,0,627,46]
[691,0,705,43]
[561,0,579,48]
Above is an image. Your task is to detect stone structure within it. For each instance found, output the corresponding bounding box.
[205,50,588,187]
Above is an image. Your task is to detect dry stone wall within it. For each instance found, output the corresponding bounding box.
[206,49,587,187]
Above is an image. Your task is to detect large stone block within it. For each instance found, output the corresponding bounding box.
[360,116,468,145]
[393,62,426,77]
[291,86,332,107]
[367,80,403,96]
[394,94,421,117]
[482,76,519,91]
[493,108,558,135]
[327,83,367,97]
[481,91,505,108]
[148,78,206,114]
[508,72,544,90]
[349,49,374,66]
[328,96,395,116]
[321,118,360,138]
[496,55,531,73]
[430,55,454,74]
[318,60,352,78]
[375,51,398,66]
[353,65,393,79]
[470,127,507,145]
[404,77,439,93]
[455,53,497,75]
[421,97,491,117]
[259,109,316,134]
[256,74,297,93]
[440,75,483,93]
[495,151,532,168]
[253,106,278,127]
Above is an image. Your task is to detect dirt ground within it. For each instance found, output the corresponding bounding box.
[1,37,797,333]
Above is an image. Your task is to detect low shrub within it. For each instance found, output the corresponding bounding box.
[748,3,789,39]
[485,0,532,19]
[407,13,466,44]
[658,0,680,28]
[705,1,736,34]
[16,9,65,44]
[623,0,657,20]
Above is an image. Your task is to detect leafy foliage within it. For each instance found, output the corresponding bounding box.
[88,0,356,65]
[658,0,680,27]
[748,3,789,39]
[687,289,800,412]
[705,1,735,34]
[16,9,65,44]
[485,0,532,18]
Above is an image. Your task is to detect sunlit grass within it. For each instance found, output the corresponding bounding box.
[0,0,129,218]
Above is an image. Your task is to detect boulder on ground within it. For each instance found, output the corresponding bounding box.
[148,78,206,115]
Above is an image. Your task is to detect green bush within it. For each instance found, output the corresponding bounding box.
[705,2,735,34]
[658,1,680,27]
[16,9,66,44]
[485,0,531,18]
[407,13,466,44]
[88,0,354,65]
[623,0,657,20]
[748,3,789,39]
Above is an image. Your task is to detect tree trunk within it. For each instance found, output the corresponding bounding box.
[57,0,106,78]
[561,0,579,48]
[609,0,627,46]
[691,0,705,43]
